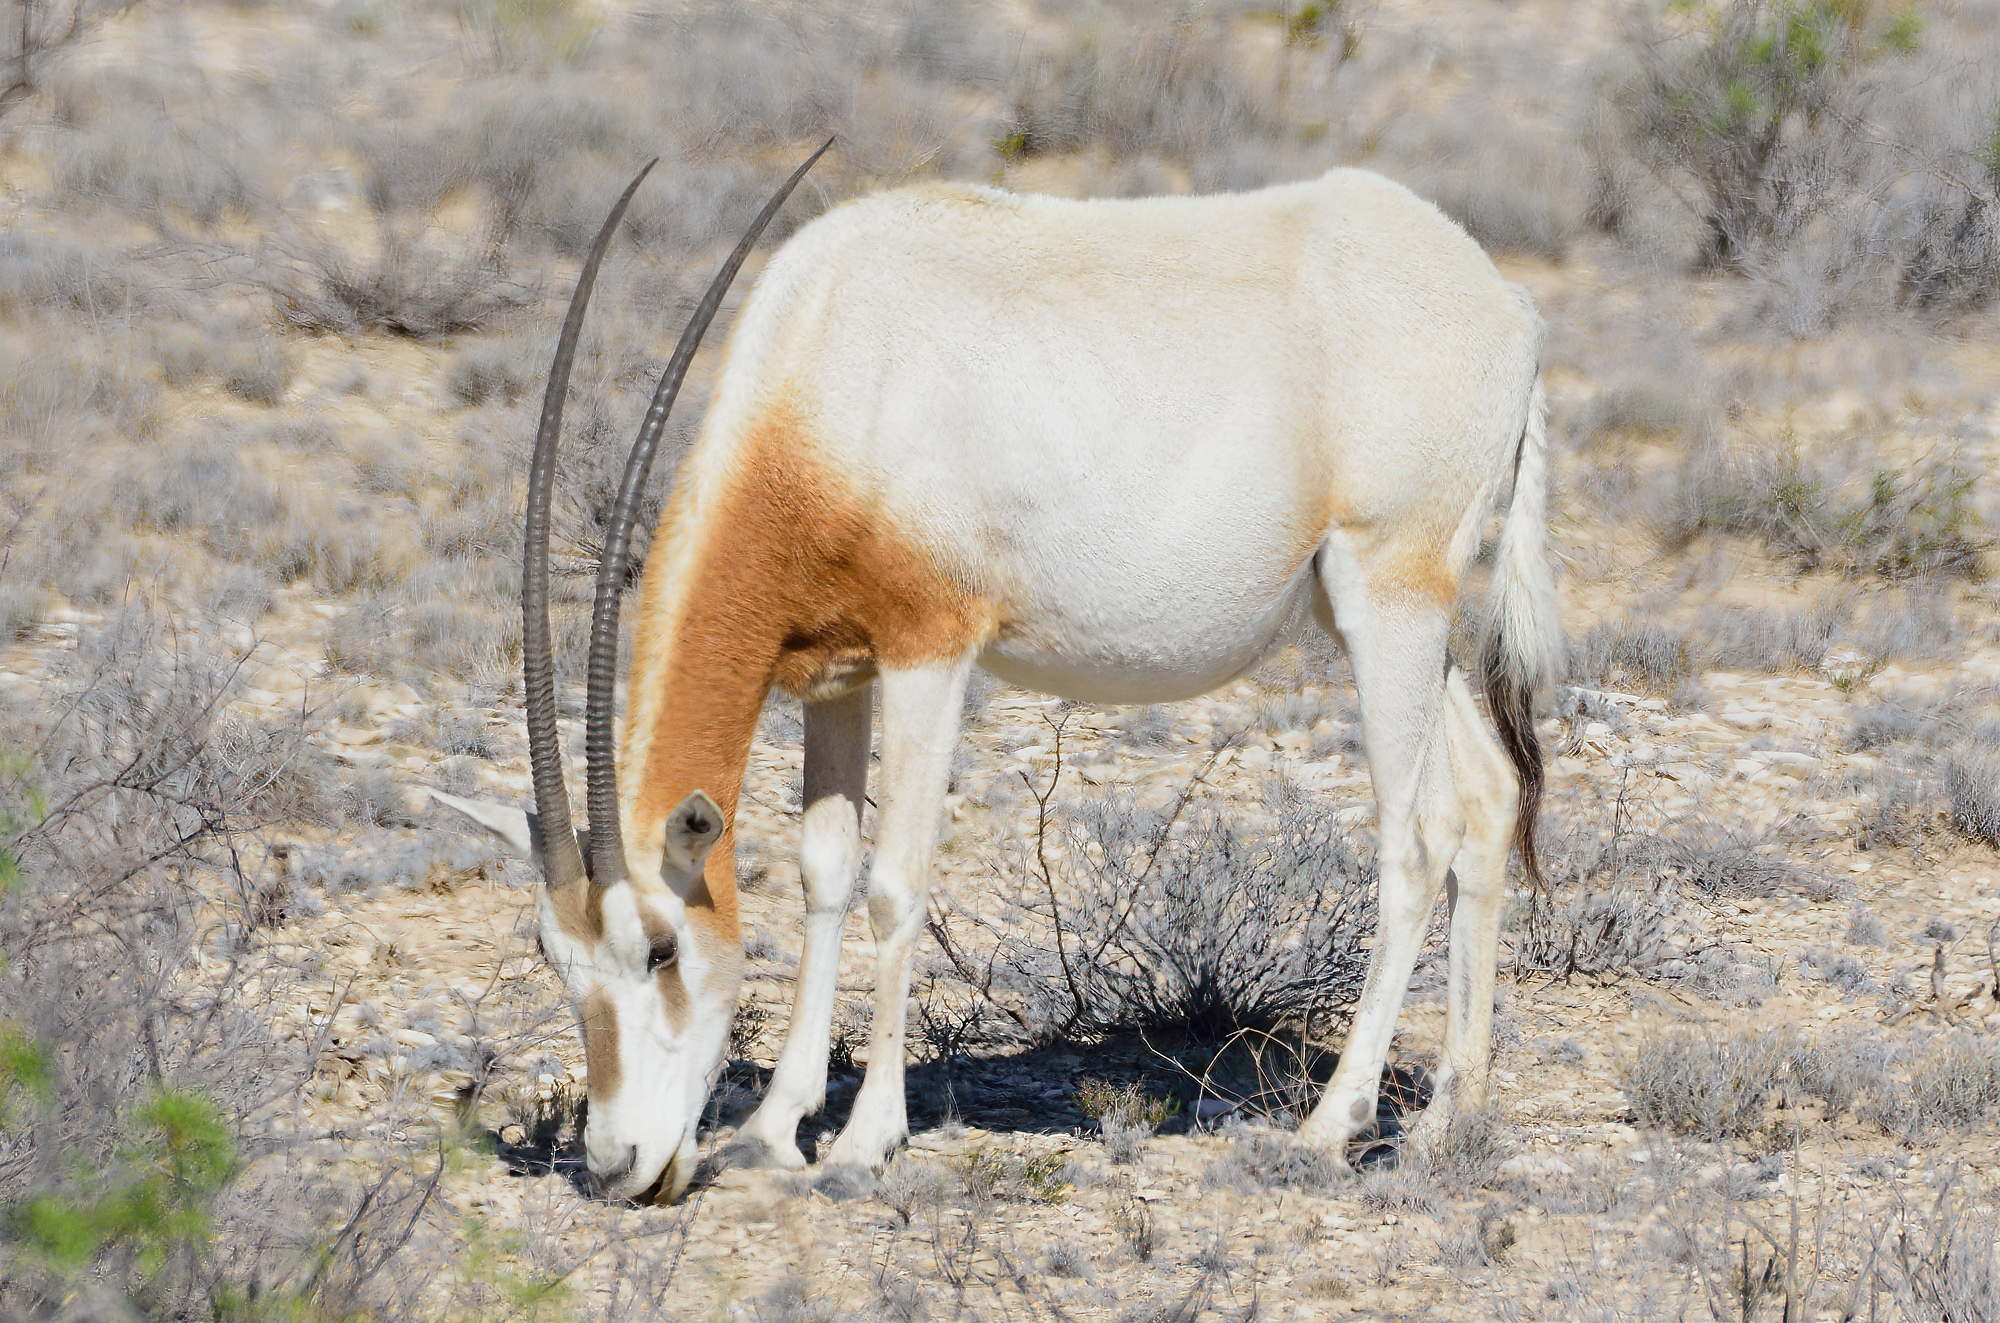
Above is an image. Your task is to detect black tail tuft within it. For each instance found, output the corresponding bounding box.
[1481,628,1545,890]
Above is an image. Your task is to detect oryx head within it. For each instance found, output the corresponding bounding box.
[434,142,829,1202]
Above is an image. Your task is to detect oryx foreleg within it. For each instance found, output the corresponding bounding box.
[732,686,871,1166]
[824,658,970,1168]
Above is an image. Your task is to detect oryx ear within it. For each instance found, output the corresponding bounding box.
[427,790,539,860]
[661,790,725,880]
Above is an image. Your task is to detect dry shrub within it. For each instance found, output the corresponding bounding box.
[1618,1027,1786,1141]
[994,4,1284,167]
[1853,1171,2000,1322]
[1658,439,1989,582]
[1847,687,2000,851]
[1698,594,1853,672]
[1566,619,1705,695]
[929,744,1375,1046]
[1200,1124,1345,1196]
[1603,0,1915,272]
[0,608,324,1316]
[1515,783,1826,994]
[1905,1032,2000,1131]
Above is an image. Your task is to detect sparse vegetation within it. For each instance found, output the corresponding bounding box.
[1618,1026,1787,1142]
[0,0,1995,1316]
[1658,442,1990,581]
[1606,0,1918,272]
[929,743,1376,1045]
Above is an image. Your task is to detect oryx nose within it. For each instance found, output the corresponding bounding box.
[589,1143,638,1185]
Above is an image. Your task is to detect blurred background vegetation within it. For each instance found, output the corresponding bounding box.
[0,0,1997,1318]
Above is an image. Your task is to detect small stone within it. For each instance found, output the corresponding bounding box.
[1497,1153,1574,1189]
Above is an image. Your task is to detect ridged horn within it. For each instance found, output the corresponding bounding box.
[523,159,658,889]
[583,137,834,888]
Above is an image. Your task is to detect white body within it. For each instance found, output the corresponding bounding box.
[448,166,1561,1200]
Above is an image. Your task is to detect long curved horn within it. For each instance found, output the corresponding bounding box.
[523,159,658,889]
[583,137,836,887]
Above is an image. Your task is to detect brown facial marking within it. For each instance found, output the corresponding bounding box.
[622,391,991,960]
[655,963,690,1029]
[545,877,604,944]
[580,989,622,1101]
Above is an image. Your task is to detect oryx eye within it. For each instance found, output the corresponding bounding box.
[646,932,678,973]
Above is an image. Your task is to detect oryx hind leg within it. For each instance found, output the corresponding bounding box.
[731,684,871,1168]
[1296,544,1467,1163]
[824,656,971,1169]
[1403,666,1517,1155]
[1433,666,1518,1114]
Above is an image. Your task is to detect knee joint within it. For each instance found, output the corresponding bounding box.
[867,887,922,937]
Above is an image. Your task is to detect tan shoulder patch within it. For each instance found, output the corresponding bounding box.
[620,391,992,927]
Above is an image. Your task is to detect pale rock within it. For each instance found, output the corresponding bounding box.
[248,664,308,694]
[1497,1153,1574,1189]
[1757,751,1821,780]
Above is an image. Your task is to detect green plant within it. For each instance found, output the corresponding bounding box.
[1838,466,1987,581]
[990,129,1031,162]
[1260,0,1356,54]
[0,745,44,895]
[458,1213,575,1319]
[8,1086,238,1277]
[1611,0,1921,269]
[1665,443,1990,581]
[949,1146,1071,1205]
[0,1023,53,1126]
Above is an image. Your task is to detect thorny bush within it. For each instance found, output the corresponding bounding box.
[929,724,1376,1046]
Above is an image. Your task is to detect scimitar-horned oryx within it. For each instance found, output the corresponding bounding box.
[436,142,1561,1202]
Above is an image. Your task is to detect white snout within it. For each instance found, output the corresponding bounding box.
[585,1109,697,1202]
[580,979,727,1202]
